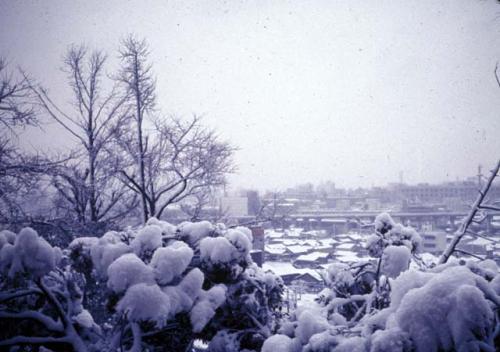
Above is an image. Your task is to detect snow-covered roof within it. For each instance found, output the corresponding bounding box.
[346,233,364,241]
[263,261,322,280]
[321,218,347,223]
[264,244,287,255]
[287,245,311,254]
[320,239,338,246]
[336,243,355,250]
[282,239,300,246]
[296,252,330,262]
[334,250,360,263]
[266,232,285,239]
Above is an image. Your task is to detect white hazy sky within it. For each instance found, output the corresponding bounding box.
[1,0,500,191]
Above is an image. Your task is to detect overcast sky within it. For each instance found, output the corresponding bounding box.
[1,0,500,191]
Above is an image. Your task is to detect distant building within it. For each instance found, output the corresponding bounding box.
[421,231,447,254]
[393,181,500,204]
[220,196,248,217]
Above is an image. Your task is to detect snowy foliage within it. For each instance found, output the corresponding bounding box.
[367,212,422,257]
[380,245,411,278]
[130,224,163,256]
[3,212,498,352]
[116,283,171,325]
[107,253,154,293]
[150,241,193,285]
[0,227,62,278]
[261,213,500,352]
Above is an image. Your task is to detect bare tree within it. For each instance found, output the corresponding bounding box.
[116,35,156,222]
[28,46,135,226]
[0,58,50,223]
[118,114,234,221]
[0,58,36,130]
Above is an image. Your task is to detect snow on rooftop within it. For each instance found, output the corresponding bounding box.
[296,252,330,262]
[337,243,355,250]
[265,244,287,255]
[320,239,338,246]
[346,233,364,241]
[267,232,285,239]
[263,261,322,280]
[321,218,347,223]
[287,245,311,254]
[333,250,360,263]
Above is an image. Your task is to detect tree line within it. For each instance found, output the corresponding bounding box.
[0,35,234,240]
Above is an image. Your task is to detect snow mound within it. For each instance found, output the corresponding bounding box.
[200,236,237,264]
[162,269,204,318]
[178,221,214,247]
[131,224,163,255]
[107,253,154,293]
[190,284,227,333]
[0,230,16,248]
[233,226,253,243]
[262,334,295,352]
[381,245,410,278]
[91,239,131,277]
[388,266,496,352]
[370,328,412,352]
[146,217,176,237]
[295,311,329,345]
[69,236,99,251]
[225,228,252,259]
[150,241,194,285]
[0,227,60,278]
[332,336,366,352]
[117,283,171,325]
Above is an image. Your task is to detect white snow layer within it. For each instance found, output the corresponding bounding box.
[381,245,411,278]
[117,283,171,326]
[0,227,61,278]
[131,224,163,255]
[107,253,154,293]
[200,236,237,264]
[261,334,296,352]
[150,241,193,285]
[190,284,227,332]
[178,220,214,246]
[385,266,497,352]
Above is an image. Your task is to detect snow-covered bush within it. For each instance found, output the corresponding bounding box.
[0,228,97,352]
[262,212,500,352]
[0,220,284,352]
[366,212,422,257]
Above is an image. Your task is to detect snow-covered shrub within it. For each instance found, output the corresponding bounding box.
[0,221,284,352]
[177,220,215,246]
[107,253,155,293]
[116,283,171,325]
[90,236,131,277]
[0,228,97,352]
[269,258,499,352]
[150,241,193,285]
[130,224,163,258]
[367,213,422,257]
[0,227,62,278]
[261,211,499,352]
[380,245,411,278]
[199,231,252,283]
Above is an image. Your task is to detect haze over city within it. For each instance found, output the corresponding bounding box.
[1,0,500,191]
